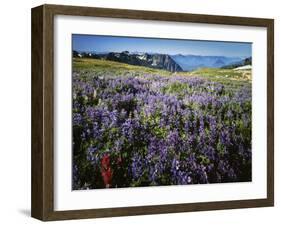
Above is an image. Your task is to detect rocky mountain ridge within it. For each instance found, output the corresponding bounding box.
[73,50,183,72]
[73,50,250,72]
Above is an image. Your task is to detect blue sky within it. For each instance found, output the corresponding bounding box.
[72,34,251,58]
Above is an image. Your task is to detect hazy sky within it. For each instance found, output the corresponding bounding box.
[72,34,252,57]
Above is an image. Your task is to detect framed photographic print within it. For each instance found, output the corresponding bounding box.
[31,4,274,221]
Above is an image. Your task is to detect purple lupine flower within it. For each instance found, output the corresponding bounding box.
[72,68,252,189]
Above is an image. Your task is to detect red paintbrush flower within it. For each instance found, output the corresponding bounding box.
[101,154,110,170]
[101,154,112,188]
[101,168,112,188]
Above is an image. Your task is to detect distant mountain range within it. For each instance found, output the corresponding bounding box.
[73,50,251,72]
[221,57,252,69]
[171,54,242,71]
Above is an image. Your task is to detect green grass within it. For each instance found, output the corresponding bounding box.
[180,67,251,91]
[189,67,250,79]
[73,58,251,91]
[73,58,171,76]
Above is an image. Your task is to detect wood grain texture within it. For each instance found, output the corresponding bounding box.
[267,19,274,206]
[31,5,55,220]
[31,4,274,221]
[45,4,272,26]
[31,5,44,220]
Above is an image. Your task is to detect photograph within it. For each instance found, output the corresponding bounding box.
[71,34,252,190]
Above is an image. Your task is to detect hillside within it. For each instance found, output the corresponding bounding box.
[73,51,183,72]
[72,56,252,189]
[73,58,172,76]
[73,58,252,88]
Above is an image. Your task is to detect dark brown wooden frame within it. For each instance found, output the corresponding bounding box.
[31,4,274,221]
